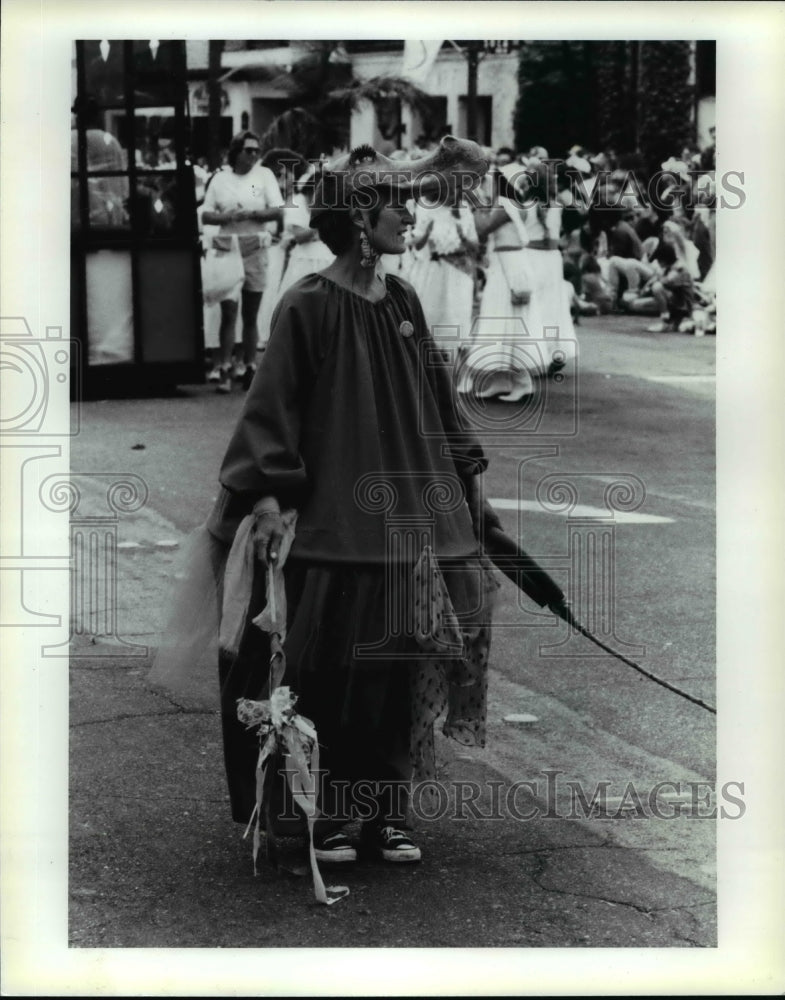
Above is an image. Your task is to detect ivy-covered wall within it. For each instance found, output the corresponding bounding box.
[513,41,598,156]
[637,41,696,171]
[514,40,698,173]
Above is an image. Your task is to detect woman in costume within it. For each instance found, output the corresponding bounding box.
[256,150,335,348]
[156,137,500,868]
[274,162,335,298]
[408,194,480,347]
[457,162,577,402]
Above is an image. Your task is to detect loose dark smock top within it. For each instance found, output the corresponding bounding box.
[209,272,487,564]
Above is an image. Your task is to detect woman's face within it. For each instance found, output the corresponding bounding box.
[234,140,261,175]
[365,195,414,255]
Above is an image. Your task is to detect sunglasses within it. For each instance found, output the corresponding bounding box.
[242,147,260,155]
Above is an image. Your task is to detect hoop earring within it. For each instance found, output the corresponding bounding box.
[359,228,378,269]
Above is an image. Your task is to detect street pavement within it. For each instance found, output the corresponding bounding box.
[68,314,719,951]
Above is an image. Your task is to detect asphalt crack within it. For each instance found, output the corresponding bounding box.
[527,850,715,918]
[71,708,214,728]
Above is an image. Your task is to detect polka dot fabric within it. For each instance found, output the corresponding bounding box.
[409,547,499,783]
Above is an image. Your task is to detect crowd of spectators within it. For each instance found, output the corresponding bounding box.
[373,130,718,336]
[511,134,717,335]
[196,124,718,381]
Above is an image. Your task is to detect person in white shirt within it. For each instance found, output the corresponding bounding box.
[202,131,284,392]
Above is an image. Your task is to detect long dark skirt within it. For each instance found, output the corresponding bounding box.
[220,552,496,839]
[219,560,419,835]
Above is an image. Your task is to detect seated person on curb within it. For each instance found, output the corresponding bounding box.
[623,222,698,332]
[578,252,614,315]
[601,207,655,309]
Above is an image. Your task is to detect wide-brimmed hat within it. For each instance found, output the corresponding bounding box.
[309,135,490,221]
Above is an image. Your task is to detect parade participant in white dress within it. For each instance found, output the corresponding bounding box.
[457,163,576,402]
[256,151,334,346]
[408,195,479,347]
[275,165,335,297]
[517,164,577,371]
[255,149,299,349]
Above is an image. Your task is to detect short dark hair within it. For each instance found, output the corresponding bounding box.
[227,130,261,168]
[311,189,389,255]
[311,210,356,255]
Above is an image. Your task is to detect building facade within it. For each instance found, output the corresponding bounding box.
[183,40,715,164]
[184,41,520,160]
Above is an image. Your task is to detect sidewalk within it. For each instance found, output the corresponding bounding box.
[69,479,716,948]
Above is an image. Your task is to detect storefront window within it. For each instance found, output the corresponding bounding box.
[134,173,181,236]
[132,41,179,107]
[71,39,202,383]
[82,40,126,108]
[85,250,134,365]
[84,175,130,230]
[133,114,178,170]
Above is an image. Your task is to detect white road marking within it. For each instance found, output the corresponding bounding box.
[643,374,715,382]
[489,498,674,524]
[503,713,539,726]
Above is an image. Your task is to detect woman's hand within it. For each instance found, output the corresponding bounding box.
[251,498,285,565]
[253,510,286,565]
[459,229,480,257]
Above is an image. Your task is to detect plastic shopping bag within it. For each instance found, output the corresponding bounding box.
[201,237,244,305]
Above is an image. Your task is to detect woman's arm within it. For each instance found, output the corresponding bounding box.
[201,207,242,227]
[217,292,327,509]
[474,204,510,241]
[412,217,434,251]
[405,284,488,481]
[455,213,480,256]
[288,223,317,245]
[241,205,284,225]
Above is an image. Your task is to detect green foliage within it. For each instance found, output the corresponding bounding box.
[594,42,637,155]
[514,40,698,171]
[638,41,696,172]
[514,41,598,156]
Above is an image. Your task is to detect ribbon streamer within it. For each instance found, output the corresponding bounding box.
[237,520,349,906]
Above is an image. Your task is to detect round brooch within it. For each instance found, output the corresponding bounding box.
[399,321,414,338]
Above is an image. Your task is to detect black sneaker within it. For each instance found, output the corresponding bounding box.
[241,363,257,392]
[313,830,357,864]
[365,825,421,863]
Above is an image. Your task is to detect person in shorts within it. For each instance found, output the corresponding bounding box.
[202,130,284,392]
